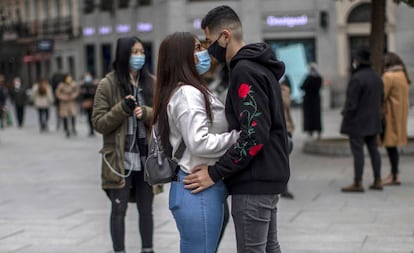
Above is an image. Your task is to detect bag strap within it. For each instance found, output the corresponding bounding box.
[173,140,186,160]
[152,123,186,160]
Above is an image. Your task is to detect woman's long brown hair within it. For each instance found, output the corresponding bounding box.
[384,52,411,84]
[38,78,49,96]
[152,32,212,151]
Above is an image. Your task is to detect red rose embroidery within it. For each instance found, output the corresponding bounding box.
[252,121,257,127]
[238,83,250,98]
[249,144,263,156]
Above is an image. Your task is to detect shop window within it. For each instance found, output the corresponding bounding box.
[136,0,152,6]
[68,56,75,79]
[267,38,316,103]
[56,56,63,70]
[83,0,95,14]
[85,44,96,76]
[100,0,114,11]
[268,39,316,63]
[101,44,112,76]
[45,60,51,79]
[119,0,130,8]
[35,62,42,81]
[142,42,153,73]
[347,3,371,23]
[348,35,388,71]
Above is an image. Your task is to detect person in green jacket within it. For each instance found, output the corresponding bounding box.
[92,36,155,253]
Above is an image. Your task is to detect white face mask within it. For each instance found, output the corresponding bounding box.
[352,61,358,70]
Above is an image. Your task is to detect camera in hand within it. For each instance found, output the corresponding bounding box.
[125,97,138,111]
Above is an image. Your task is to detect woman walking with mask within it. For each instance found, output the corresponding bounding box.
[152,32,238,253]
[92,36,155,253]
[32,78,54,132]
[55,73,79,137]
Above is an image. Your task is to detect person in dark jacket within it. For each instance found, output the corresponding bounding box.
[10,77,28,128]
[80,72,97,136]
[0,75,8,128]
[340,46,383,193]
[50,72,65,130]
[184,6,290,252]
[301,63,323,138]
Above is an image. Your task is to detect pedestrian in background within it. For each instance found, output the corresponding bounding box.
[152,32,239,253]
[380,52,411,186]
[50,72,65,130]
[0,75,8,128]
[10,77,28,128]
[80,72,97,136]
[340,46,383,193]
[301,63,323,138]
[184,6,290,252]
[92,36,155,253]
[281,77,295,199]
[32,78,54,132]
[55,73,79,138]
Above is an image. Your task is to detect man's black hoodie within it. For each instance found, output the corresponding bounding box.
[208,42,290,195]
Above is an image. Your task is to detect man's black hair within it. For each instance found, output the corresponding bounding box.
[201,5,241,31]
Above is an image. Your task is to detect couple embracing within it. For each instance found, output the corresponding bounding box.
[155,6,290,253]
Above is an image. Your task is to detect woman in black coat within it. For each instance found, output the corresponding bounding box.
[301,63,322,138]
[10,77,28,128]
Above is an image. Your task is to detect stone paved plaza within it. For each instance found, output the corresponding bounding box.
[1,106,414,253]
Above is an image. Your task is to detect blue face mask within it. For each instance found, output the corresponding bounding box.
[195,50,211,75]
[84,76,93,83]
[129,55,145,71]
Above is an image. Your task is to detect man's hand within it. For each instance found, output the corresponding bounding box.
[183,165,214,193]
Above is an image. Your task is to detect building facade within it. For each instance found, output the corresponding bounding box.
[80,0,413,107]
[2,0,413,106]
[0,0,81,86]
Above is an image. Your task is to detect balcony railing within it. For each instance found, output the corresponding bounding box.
[1,16,79,41]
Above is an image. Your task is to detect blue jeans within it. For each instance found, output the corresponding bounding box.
[169,170,227,253]
[232,194,281,253]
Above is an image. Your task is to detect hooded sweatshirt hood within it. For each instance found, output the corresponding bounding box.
[230,42,285,81]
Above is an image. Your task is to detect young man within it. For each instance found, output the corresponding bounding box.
[183,5,290,252]
[340,46,383,192]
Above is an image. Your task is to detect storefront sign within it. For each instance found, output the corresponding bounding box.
[2,31,18,41]
[193,19,202,29]
[99,26,112,35]
[117,24,131,33]
[137,22,153,33]
[37,39,54,52]
[266,15,308,28]
[83,27,96,36]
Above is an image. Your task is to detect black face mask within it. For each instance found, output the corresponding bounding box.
[208,34,227,64]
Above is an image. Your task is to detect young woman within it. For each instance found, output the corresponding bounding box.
[92,36,155,253]
[55,73,79,137]
[32,78,54,132]
[152,32,238,253]
[381,52,411,186]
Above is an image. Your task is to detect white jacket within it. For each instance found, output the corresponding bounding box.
[32,83,54,108]
[167,85,239,173]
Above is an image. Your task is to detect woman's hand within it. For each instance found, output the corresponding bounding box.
[134,106,143,119]
[124,95,137,112]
